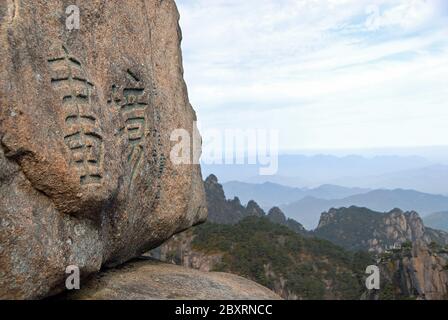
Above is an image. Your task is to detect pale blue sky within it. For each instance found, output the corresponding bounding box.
[176,0,448,152]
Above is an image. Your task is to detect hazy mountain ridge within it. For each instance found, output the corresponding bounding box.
[424,212,448,232]
[203,154,448,195]
[202,154,434,187]
[314,206,448,253]
[223,181,370,209]
[281,189,448,229]
[331,164,448,195]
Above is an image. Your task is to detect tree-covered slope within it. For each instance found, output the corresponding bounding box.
[183,217,373,300]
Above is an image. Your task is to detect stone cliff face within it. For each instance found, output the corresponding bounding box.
[204,174,305,233]
[374,241,448,300]
[0,0,206,299]
[148,229,223,272]
[204,175,250,224]
[315,207,448,299]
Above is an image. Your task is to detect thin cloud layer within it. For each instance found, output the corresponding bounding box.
[177,0,448,151]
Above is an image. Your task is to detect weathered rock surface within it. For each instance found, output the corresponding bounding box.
[61,258,281,300]
[148,229,224,272]
[0,0,206,299]
[372,241,448,300]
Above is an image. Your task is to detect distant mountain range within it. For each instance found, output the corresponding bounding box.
[281,189,448,229]
[202,154,432,184]
[222,180,448,230]
[331,164,448,195]
[202,154,448,195]
[223,181,370,209]
[424,212,448,232]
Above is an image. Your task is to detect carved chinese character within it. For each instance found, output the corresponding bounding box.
[48,45,103,185]
[107,69,149,186]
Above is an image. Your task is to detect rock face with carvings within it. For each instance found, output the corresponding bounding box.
[0,0,206,299]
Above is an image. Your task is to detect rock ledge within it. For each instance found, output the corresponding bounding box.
[62,258,281,300]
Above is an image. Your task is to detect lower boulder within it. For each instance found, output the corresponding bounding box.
[62,258,281,300]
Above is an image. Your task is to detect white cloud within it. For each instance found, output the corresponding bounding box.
[365,0,446,31]
[176,0,448,151]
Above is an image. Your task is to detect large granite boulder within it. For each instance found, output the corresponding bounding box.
[0,0,206,299]
[61,258,281,300]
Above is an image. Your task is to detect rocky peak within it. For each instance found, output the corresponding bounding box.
[267,207,307,234]
[383,210,427,243]
[205,174,226,200]
[246,200,266,217]
[205,174,219,184]
[230,197,242,206]
[204,175,306,234]
[205,175,246,224]
[317,207,339,228]
[267,207,287,225]
[314,206,448,253]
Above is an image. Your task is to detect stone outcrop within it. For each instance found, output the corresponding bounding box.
[204,174,249,224]
[315,207,448,299]
[60,258,281,300]
[147,229,223,272]
[246,200,266,218]
[267,207,307,234]
[373,241,448,300]
[266,207,286,225]
[315,207,448,253]
[0,0,206,299]
[204,175,305,234]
